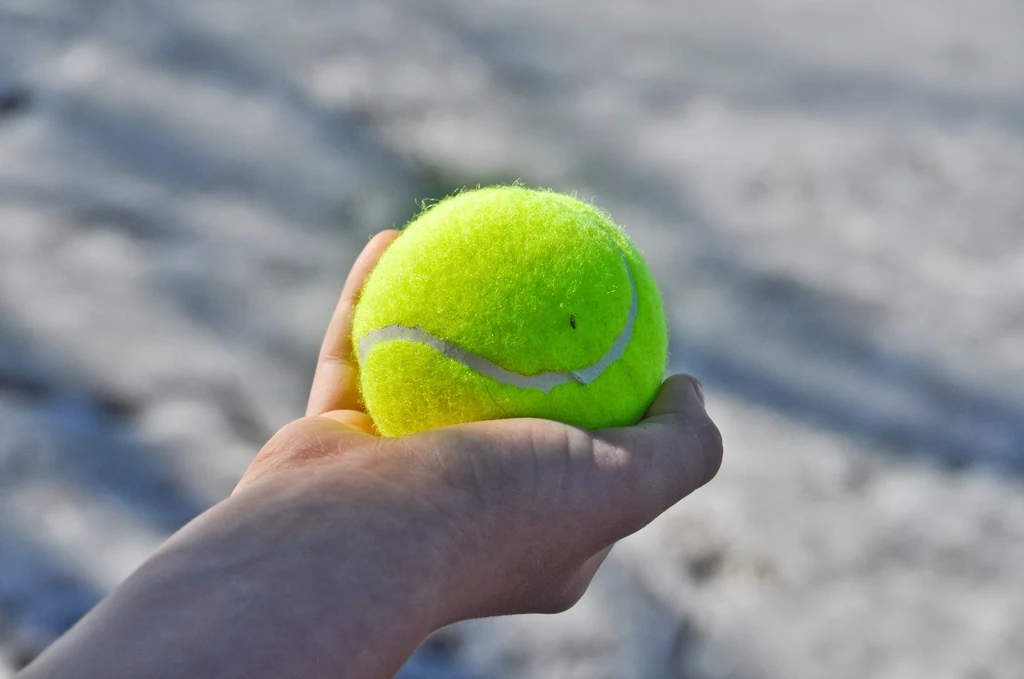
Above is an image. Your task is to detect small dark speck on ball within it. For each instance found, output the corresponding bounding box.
[569,314,576,329]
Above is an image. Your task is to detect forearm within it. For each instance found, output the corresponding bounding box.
[21,472,452,679]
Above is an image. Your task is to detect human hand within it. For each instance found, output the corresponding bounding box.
[22,231,723,679]
[234,230,723,624]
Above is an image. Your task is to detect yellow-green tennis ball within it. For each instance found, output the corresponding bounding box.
[352,185,668,437]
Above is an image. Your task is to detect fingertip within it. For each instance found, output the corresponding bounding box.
[368,228,401,248]
[691,376,705,406]
[306,230,401,417]
[581,374,723,545]
[369,229,402,252]
[641,373,724,488]
[344,230,401,301]
[643,373,708,421]
[696,418,724,486]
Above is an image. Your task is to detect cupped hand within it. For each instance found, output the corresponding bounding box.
[234,230,723,624]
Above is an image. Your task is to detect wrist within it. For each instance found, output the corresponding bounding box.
[65,468,463,679]
[211,468,460,634]
[232,441,498,628]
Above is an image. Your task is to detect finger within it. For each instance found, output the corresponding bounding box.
[638,374,723,487]
[307,230,401,417]
[589,374,723,529]
[318,409,379,436]
[643,373,706,420]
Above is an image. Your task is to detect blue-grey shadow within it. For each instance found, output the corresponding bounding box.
[0,532,102,640]
[0,311,209,645]
[0,314,206,531]
[670,262,1024,472]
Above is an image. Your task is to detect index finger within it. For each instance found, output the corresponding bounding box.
[306,230,401,417]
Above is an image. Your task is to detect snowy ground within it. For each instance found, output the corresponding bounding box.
[1,1,1023,677]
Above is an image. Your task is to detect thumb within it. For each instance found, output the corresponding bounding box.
[587,374,723,539]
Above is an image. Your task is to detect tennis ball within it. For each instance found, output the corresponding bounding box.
[352,185,667,437]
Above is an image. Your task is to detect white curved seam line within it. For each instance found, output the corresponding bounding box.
[357,233,637,394]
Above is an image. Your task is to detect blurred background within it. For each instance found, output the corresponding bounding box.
[1,0,1023,676]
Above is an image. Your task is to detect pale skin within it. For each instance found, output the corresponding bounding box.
[20,230,723,679]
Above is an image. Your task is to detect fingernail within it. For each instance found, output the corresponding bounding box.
[690,377,705,406]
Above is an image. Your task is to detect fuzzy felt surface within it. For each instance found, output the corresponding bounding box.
[352,185,667,436]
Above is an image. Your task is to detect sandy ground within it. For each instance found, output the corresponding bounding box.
[1,1,1023,677]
